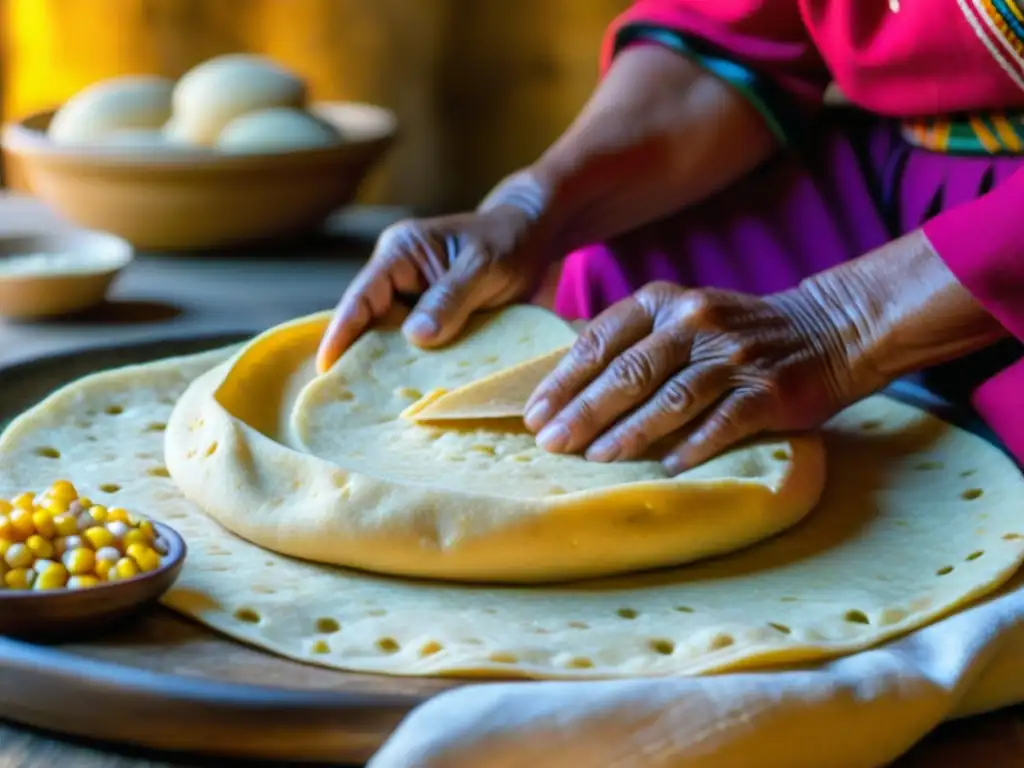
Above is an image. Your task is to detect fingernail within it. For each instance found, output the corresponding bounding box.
[524,400,551,430]
[536,422,570,453]
[586,437,620,462]
[403,313,438,339]
[662,454,686,475]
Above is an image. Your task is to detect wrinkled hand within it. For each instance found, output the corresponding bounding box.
[317,175,556,373]
[524,281,865,473]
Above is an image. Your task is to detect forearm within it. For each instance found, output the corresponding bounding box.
[479,45,781,253]
[799,230,1009,398]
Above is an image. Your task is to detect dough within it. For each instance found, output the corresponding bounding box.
[92,128,209,153]
[165,308,825,583]
[2,322,1022,680]
[166,54,307,146]
[47,75,174,146]
[215,107,342,153]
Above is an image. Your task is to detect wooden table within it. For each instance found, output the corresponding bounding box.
[2,194,1024,767]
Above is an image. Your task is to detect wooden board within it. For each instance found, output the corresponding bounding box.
[0,335,1017,765]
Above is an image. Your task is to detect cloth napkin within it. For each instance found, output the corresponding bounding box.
[369,571,1024,767]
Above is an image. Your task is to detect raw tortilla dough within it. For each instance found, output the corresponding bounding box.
[403,346,571,422]
[215,107,342,153]
[166,54,307,147]
[48,75,174,146]
[1,334,1023,680]
[164,307,825,582]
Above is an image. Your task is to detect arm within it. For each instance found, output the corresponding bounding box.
[498,0,830,254]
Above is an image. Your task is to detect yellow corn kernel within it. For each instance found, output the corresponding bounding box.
[31,510,56,539]
[94,559,114,580]
[34,562,68,590]
[44,497,71,516]
[113,557,139,580]
[87,505,108,525]
[77,496,93,510]
[4,567,33,589]
[0,540,9,558]
[63,548,96,576]
[4,542,33,569]
[48,480,78,502]
[8,508,35,541]
[134,548,162,573]
[67,575,100,589]
[25,535,54,560]
[122,529,149,547]
[107,507,130,524]
[138,520,156,540]
[52,513,78,537]
[84,526,115,550]
[0,515,13,541]
[0,500,12,515]
[12,492,35,510]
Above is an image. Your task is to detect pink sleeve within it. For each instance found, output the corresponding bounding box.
[923,170,1024,463]
[600,0,830,120]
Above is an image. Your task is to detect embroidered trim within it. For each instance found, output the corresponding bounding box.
[958,0,1024,90]
[900,112,1024,154]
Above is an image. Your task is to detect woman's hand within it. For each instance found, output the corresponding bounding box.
[523,281,869,473]
[316,173,556,373]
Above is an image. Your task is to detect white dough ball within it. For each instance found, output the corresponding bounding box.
[215,107,342,153]
[48,75,174,146]
[92,128,210,154]
[167,54,307,146]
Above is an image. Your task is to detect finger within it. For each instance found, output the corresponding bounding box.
[317,229,430,372]
[661,390,768,474]
[402,246,494,348]
[584,363,730,462]
[534,328,693,456]
[524,296,654,434]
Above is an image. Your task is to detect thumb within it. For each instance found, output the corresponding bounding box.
[403,247,492,347]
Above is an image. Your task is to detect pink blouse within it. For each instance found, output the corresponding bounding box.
[602,0,1024,461]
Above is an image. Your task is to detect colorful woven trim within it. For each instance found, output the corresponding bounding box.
[957,0,1024,92]
[901,113,1024,154]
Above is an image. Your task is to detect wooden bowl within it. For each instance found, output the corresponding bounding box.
[0,522,187,641]
[1,102,398,251]
[0,229,134,320]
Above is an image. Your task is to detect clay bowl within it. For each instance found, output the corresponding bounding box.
[1,102,398,251]
[0,229,134,320]
[0,522,187,641]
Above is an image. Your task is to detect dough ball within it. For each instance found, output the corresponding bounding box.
[48,75,174,146]
[167,54,307,146]
[93,128,211,154]
[215,107,342,153]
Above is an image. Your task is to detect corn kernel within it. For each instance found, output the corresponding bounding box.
[4,567,33,589]
[8,508,35,540]
[31,509,56,538]
[67,575,100,590]
[84,526,115,550]
[113,557,139,580]
[94,559,113,580]
[62,534,86,552]
[134,548,162,573]
[107,507,130,524]
[0,540,9,558]
[77,496,92,510]
[48,480,77,502]
[138,520,156,540]
[0,515,13,541]
[34,562,68,590]
[43,497,70,516]
[0,500,12,515]
[25,534,54,560]
[87,505,108,525]
[106,521,130,540]
[122,529,149,547]
[4,543,33,569]
[63,548,96,576]
[53,514,78,537]
[95,546,122,563]
[12,493,35,510]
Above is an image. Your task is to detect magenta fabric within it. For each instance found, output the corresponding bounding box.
[552,117,1024,461]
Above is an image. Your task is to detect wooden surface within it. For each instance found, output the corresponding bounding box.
[2,192,1024,765]
[0,0,628,211]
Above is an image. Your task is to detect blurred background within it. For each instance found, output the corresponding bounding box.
[0,0,628,213]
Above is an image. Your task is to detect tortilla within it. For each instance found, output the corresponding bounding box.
[164,307,824,583]
[2,310,1023,681]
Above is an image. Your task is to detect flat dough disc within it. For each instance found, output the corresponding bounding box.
[2,341,1023,680]
[163,307,825,583]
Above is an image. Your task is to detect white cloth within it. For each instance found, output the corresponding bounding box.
[369,573,1024,768]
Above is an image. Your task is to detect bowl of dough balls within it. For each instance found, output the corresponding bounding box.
[1,54,398,251]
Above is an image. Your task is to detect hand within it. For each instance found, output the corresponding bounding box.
[317,172,557,372]
[523,281,869,473]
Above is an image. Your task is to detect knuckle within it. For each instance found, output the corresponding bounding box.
[377,220,419,253]
[572,327,609,369]
[657,377,694,414]
[609,349,657,397]
[570,395,601,431]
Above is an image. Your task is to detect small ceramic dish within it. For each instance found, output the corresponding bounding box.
[0,229,134,320]
[0,521,186,640]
